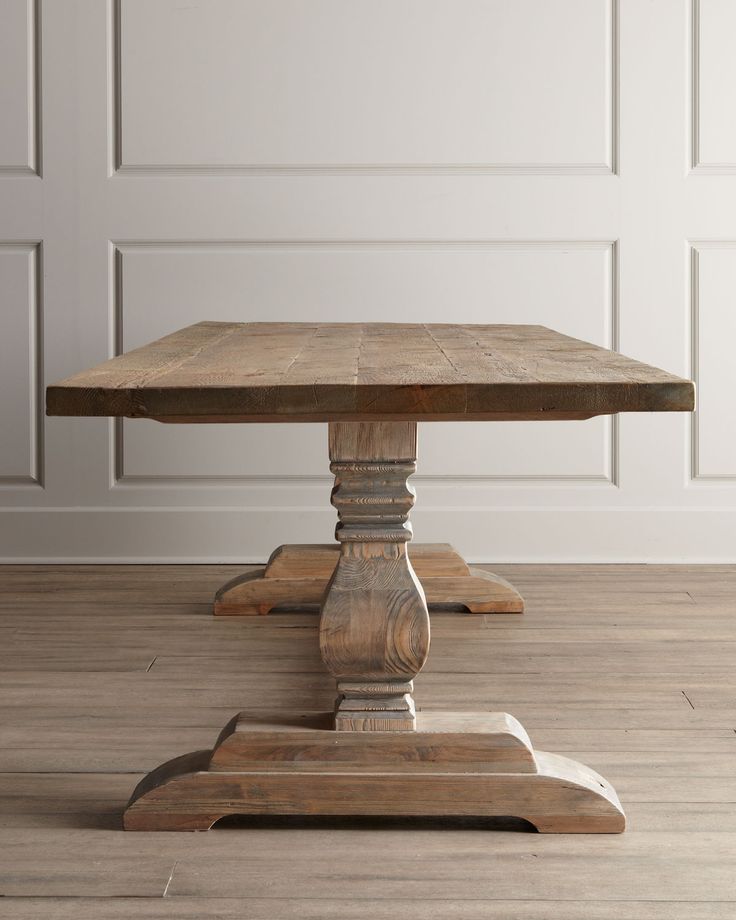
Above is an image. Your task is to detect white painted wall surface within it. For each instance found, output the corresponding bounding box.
[0,0,734,562]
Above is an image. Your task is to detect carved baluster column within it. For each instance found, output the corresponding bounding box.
[320,421,430,731]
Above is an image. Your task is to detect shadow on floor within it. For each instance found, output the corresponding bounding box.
[212,814,537,832]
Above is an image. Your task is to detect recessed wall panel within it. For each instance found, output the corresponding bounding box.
[0,244,41,484]
[117,0,614,171]
[694,0,736,169]
[116,242,615,483]
[0,0,37,172]
[693,245,736,478]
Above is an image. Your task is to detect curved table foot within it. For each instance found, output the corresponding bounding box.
[213,544,524,616]
[124,711,623,833]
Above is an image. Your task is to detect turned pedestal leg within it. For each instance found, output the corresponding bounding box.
[124,421,624,833]
[321,422,429,731]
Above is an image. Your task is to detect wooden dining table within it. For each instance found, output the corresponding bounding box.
[47,322,695,833]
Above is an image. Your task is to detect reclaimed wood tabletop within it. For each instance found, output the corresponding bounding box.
[46,322,695,422]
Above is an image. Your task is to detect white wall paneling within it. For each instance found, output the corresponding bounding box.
[691,0,736,172]
[0,243,43,486]
[2,0,735,561]
[0,0,40,175]
[113,0,618,174]
[690,243,736,479]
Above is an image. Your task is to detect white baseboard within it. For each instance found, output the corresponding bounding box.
[1,507,735,563]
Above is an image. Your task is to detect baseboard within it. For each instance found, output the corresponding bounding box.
[1,507,735,563]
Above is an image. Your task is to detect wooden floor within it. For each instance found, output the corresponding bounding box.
[1,564,735,918]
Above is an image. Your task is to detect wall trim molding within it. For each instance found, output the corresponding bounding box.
[690,0,736,174]
[109,0,618,177]
[0,241,43,489]
[109,238,619,490]
[0,0,41,176]
[691,0,702,172]
[689,241,736,482]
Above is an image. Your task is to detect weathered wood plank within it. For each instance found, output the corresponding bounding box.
[0,899,732,920]
[165,832,736,900]
[46,322,695,421]
[0,859,176,897]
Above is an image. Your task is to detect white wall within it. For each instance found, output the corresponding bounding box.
[0,0,734,562]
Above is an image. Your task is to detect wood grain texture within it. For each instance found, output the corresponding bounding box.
[125,754,625,833]
[213,543,524,615]
[321,422,429,730]
[45,322,695,421]
[0,903,731,920]
[267,542,470,578]
[208,710,537,773]
[123,711,624,833]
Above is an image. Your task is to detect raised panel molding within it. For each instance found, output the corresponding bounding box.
[110,240,619,488]
[111,0,618,175]
[691,0,736,173]
[690,243,736,480]
[0,242,43,487]
[0,0,41,176]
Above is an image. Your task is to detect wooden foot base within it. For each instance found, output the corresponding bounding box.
[123,711,624,833]
[213,543,524,616]
[126,425,621,835]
